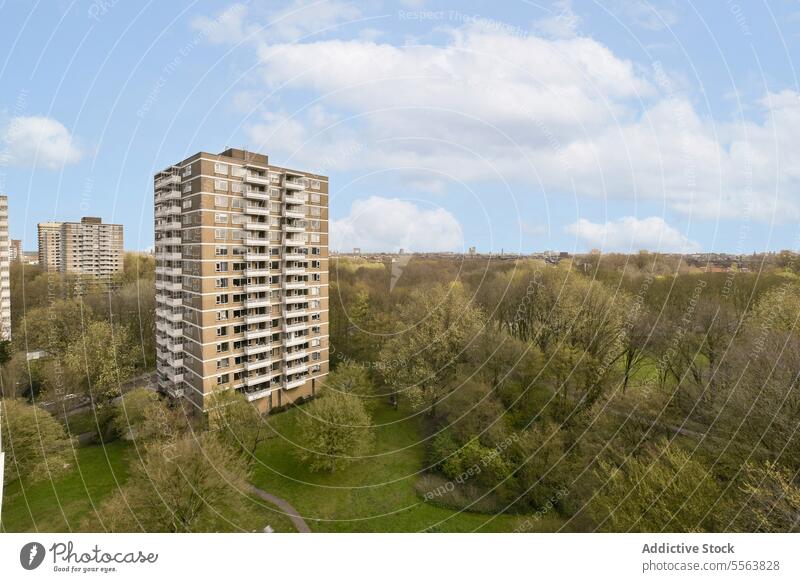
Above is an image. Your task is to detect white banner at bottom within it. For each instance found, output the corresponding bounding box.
[0,533,797,581]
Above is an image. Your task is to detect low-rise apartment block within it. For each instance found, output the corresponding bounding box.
[154,148,329,413]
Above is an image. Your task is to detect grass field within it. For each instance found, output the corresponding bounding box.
[1,440,298,533]
[250,402,566,532]
[3,401,566,533]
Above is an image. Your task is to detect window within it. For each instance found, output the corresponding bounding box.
[182,165,193,177]
[311,313,321,321]
[214,229,226,240]
[231,197,244,209]
[182,200,192,209]
[216,327,228,337]
[216,342,229,353]
[311,364,321,373]
[311,193,320,203]
[215,294,229,305]
[312,247,320,255]
[311,325,321,334]
[309,179,321,190]
[231,182,242,193]
[312,274,321,282]
[214,163,229,175]
[183,184,192,193]
[310,206,320,216]
[231,166,245,177]
[215,196,226,207]
[215,262,228,272]
[310,300,320,309]
[232,229,244,241]
[215,179,228,191]
[311,260,321,269]
[217,310,229,321]
[311,287,320,296]
[215,247,228,256]
[215,278,228,288]
[215,213,228,224]
[217,358,229,369]
[312,351,321,361]
[311,338,321,347]
[217,374,229,385]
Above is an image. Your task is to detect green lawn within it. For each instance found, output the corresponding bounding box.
[3,401,566,533]
[251,402,566,532]
[1,441,133,532]
[1,440,299,533]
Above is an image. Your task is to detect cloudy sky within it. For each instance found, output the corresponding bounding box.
[1,0,799,254]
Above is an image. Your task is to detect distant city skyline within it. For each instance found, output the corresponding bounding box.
[1,1,799,254]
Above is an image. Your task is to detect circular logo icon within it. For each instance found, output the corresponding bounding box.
[20,542,46,570]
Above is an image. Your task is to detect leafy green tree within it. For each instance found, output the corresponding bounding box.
[89,434,251,532]
[207,390,269,464]
[379,282,485,414]
[1,399,74,484]
[295,391,373,473]
[590,441,727,532]
[114,388,183,442]
[64,320,138,405]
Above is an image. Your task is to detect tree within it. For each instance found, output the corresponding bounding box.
[1,399,74,484]
[590,441,727,532]
[64,320,138,405]
[324,362,376,410]
[295,391,373,473]
[207,390,269,464]
[737,462,800,532]
[379,282,485,414]
[88,434,251,532]
[114,388,184,442]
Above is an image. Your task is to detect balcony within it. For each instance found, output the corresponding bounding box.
[284,223,305,232]
[245,313,270,325]
[284,208,306,220]
[284,178,307,191]
[242,386,272,402]
[246,221,269,231]
[284,237,306,247]
[155,175,180,188]
[245,251,269,261]
[284,193,307,204]
[245,172,270,185]
[285,335,308,348]
[247,282,270,293]
[284,308,307,318]
[284,321,307,333]
[156,189,181,202]
[158,235,182,245]
[284,251,307,261]
[283,266,306,276]
[166,385,184,399]
[245,236,268,246]
[164,296,182,307]
[284,295,307,304]
[245,205,269,216]
[245,358,272,372]
[283,280,307,290]
[244,297,270,309]
[166,326,183,338]
[244,188,269,201]
[285,362,308,376]
[285,349,308,361]
[244,375,270,388]
[285,378,307,390]
[161,251,182,261]
[245,343,270,356]
[245,328,271,341]
[246,267,270,278]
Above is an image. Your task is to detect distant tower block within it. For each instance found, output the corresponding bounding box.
[353,247,361,256]
[468,246,476,256]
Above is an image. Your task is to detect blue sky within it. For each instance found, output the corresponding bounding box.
[1,0,799,254]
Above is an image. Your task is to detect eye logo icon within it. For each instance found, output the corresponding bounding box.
[20,542,46,570]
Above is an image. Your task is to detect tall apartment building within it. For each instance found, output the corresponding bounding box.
[0,197,10,340]
[37,217,124,279]
[154,148,329,414]
[10,239,21,263]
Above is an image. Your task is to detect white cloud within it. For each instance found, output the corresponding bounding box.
[565,216,701,252]
[203,5,800,223]
[533,0,582,38]
[332,196,463,252]
[2,116,82,169]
